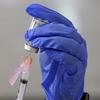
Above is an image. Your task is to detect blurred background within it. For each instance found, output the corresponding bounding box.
[0,0,100,100]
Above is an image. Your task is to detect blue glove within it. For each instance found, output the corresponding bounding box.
[25,4,88,100]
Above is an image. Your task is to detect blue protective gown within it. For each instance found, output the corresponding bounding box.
[25,4,88,100]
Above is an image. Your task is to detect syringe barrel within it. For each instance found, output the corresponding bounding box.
[16,72,29,100]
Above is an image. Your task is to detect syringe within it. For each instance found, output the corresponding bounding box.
[15,18,48,100]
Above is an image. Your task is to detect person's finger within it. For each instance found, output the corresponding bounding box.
[26,4,74,28]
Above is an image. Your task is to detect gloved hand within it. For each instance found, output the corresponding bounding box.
[25,4,88,100]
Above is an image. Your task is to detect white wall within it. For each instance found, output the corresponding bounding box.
[0,0,100,99]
